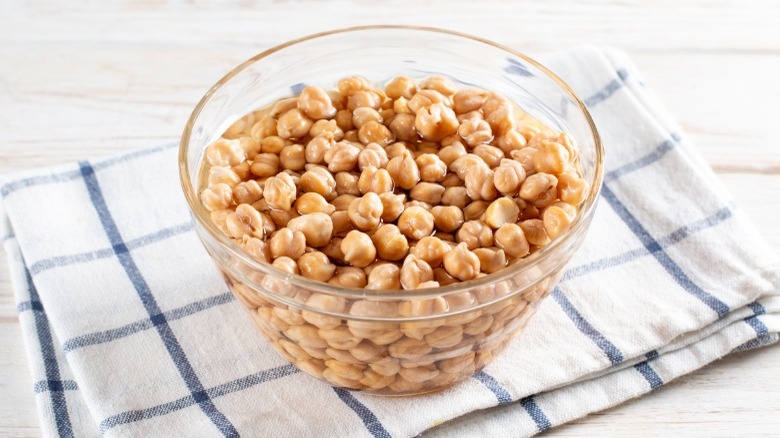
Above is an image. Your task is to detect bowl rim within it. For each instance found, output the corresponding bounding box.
[179,24,604,300]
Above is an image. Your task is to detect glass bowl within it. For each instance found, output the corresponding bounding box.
[179,25,603,395]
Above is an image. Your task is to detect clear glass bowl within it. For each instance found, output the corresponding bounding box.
[179,26,603,395]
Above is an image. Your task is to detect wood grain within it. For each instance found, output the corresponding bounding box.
[1,0,778,435]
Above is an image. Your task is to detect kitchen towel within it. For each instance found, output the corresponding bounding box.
[2,46,779,437]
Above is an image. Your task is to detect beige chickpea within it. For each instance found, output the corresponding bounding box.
[385,141,412,159]
[457,110,483,123]
[295,192,336,215]
[496,130,527,155]
[450,153,487,179]
[232,180,263,205]
[297,251,336,282]
[268,228,306,260]
[458,118,493,147]
[207,166,241,188]
[241,236,270,263]
[250,153,280,178]
[424,325,463,349]
[300,293,346,330]
[464,166,498,202]
[433,267,458,286]
[397,206,434,240]
[287,212,333,247]
[557,171,588,205]
[341,230,377,268]
[482,91,510,115]
[385,75,417,99]
[305,134,335,165]
[533,140,570,174]
[386,150,421,190]
[414,153,447,182]
[277,108,313,139]
[347,90,381,111]
[443,242,480,281]
[332,267,368,288]
[407,89,449,113]
[415,103,459,142]
[440,186,470,209]
[473,144,505,168]
[437,141,467,167]
[272,256,299,274]
[322,237,346,263]
[410,236,450,268]
[486,105,516,137]
[410,182,445,205]
[542,201,577,239]
[263,172,297,211]
[309,119,344,140]
[400,254,434,290]
[419,75,457,96]
[319,326,360,350]
[338,76,371,96]
[349,339,389,363]
[510,147,538,174]
[324,141,360,172]
[300,166,336,199]
[366,263,402,290]
[358,120,394,147]
[237,136,261,160]
[279,144,306,171]
[378,192,405,222]
[352,107,382,130]
[335,109,355,132]
[519,219,551,246]
[347,192,383,231]
[493,158,527,195]
[358,166,394,194]
[250,115,278,142]
[268,208,298,229]
[457,220,493,250]
[404,200,432,211]
[331,194,357,212]
[371,224,409,261]
[473,247,507,273]
[226,204,265,239]
[463,200,489,221]
[357,143,389,170]
[200,183,232,211]
[270,97,299,118]
[298,85,337,120]
[484,197,520,228]
[430,205,464,233]
[453,87,487,114]
[259,211,277,236]
[393,96,412,114]
[360,370,396,390]
[388,113,418,142]
[205,138,246,167]
[260,135,290,154]
[493,223,530,258]
[334,171,361,196]
[519,172,558,208]
[224,113,255,139]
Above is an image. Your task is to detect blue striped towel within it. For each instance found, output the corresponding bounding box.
[2,46,779,438]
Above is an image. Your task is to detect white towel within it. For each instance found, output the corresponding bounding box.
[2,46,779,438]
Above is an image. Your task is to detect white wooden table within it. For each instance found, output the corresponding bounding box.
[1,1,778,436]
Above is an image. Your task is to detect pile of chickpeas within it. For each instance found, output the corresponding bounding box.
[199,74,586,392]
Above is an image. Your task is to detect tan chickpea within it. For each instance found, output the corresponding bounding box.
[272,256,299,274]
[397,206,435,240]
[484,197,520,229]
[250,153,280,178]
[496,130,527,155]
[366,263,402,290]
[226,204,264,239]
[358,120,394,147]
[404,200,432,211]
[279,144,306,171]
[232,161,251,181]
[351,107,382,130]
[335,109,355,132]
[331,194,357,211]
[207,166,241,188]
[510,147,537,174]
[533,140,570,174]
[457,220,493,250]
[338,76,371,96]
[385,141,412,159]
[322,237,346,263]
[268,208,298,229]
[414,153,447,182]
[295,192,336,215]
[305,134,335,165]
[385,75,417,99]
[347,88,381,110]
[443,242,480,281]
[433,267,458,286]
[463,200,488,221]
[232,180,263,205]
[260,135,289,154]
[378,192,405,222]
[557,171,588,205]
[200,183,232,211]
[519,219,551,246]
[430,205,464,233]
[440,186,470,209]
[276,108,313,139]
[205,138,246,168]
[437,141,467,167]
[464,166,498,202]
[334,171,361,196]
[348,192,383,231]
[481,91,510,115]
[237,136,261,160]
[270,97,299,117]
[393,97,411,114]
[415,103,459,142]
[409,182,445,205]
[388,113,418,142]
[241,236,271,262]
[473,248,507,273]
[419,75,457,96]
[386,150,421,190]
[407,89,449,113]
[400,254,434,290]
[300,166,337,199]
[298,85,337,120]
[519,172,558,208]
[250,115,278,142]
[493,223,530,258]
[268,228,306,260]
[297,251,336,282]
[453,87,487,114]
[493,158,527,195]
[410,236,450,268]
[287,212,333,247]
[473,144,504,168]
[457,110,483,123]
[324,141,360,173]
[357,142,389,170]
[341,230,377,268]
[309,119,344,140]
[371,224,409,261]
[450,153,487,179]
[458,118,493,147]
[440,174,462,191]
[358,166,394,194]
[424,325,463,349]
[485,105,515,137]
[542,201,577,239]
[263,172,297,211]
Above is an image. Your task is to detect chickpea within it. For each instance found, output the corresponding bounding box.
[453,87,487,114]
[510,147,538,174]
[324,141,360,172]
[484,197,520,229]
[443,242,480,281]
[423,325,463,349]
[371,224,409,261]
[519,172,558,208]
[241,236,271,262]
[351,107,382,130]
[433,267,458,286]
[205,138,246,167]
[533,140,570,174]
[272,256,299,274]
[358,120,394,147]
[410,236,450,268]
[358,165,394,194]
[482,91,510,115]
[263,172,297,211]
[393,96,411,114]
[542,201,577,239]
[386,150,421,190]
[207,166,240,188]
[348,192,383,231]
[279,144,306,171]
[493,158,527,195]
[300,166,336,199]
[486,105,515,137]
[287,212,333,247]
[295,192,335,215]
[269,228,306,260]
[250,153,280,178]
[519,219,551,246]
[268,208,298,229]
[397,206,435,240]
[298,85,337,120]
[309,119,344,140]
[334,171,361,196]
[400,254,434,290]
[305,134,335,165]
[440,186,470,209]
[232,180,263,205]
[385,75,417,99]
[357,142,389,170]
[414,153,447,183]
[438,141,467,167]
[473,144,504,168]
[385,141,412,159]
[322,237,346,262]
[404,200,432,211]
[200,183,232,211]
[557,171,588,205]
[226,204,264,239]
[237,136,261,160]
[464,165,498,202]
[458,118,493,147]
[457,220,493,250]
[260,135,290,154]
[277,108,313,139]
[387,112,417,142]
[430,205,464,233]
[341,230,377,268]
[457,110,483,123]
[407,89,450,113]
[450,153,487,179]
[331,194,357,211]
[378,192,405,222]
[496,130,527,155]
[335,109,354,132]
[415,103,459,142]
[492,223,530,259]
[463,200,489,221]
[473,247,507,273]
[366,263,402,290]
[347,90,382,111]
[270,97,299,118]
[338,76,371,96]
[298,251,336,282]
[419,75,457,96]
[250,115,278,142]
[410,182,445,205]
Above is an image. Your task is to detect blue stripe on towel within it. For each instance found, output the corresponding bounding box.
[552,288,624,365]
[474,371,512,404]
[333,388,392,438]
[520,396,551,432]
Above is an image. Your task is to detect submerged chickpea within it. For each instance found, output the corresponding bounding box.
[324,141,360,172]
[443,242,480,281]
[287,213,333,247]
[295,192,335,215]
[263,172,297,211]
[348,192,383,231]
[519,219,551,246]
[206,138,246,167]
[520,172,558,208]
[359,120,394,147]
[226,204,265,239]
[397,206,435,240]
[277,108,313,139]
[280,144,306,171]
[232,180,263,205]
[357,143,389,170]
[415,153,447,182]
[298,85,337,120]
[200,183,233,211]
[410,182,445,205]
[334,171,361,196]
[385,76,417,99]
[415,102,459,142]
[484,197,520,229]
[494,223,530,258]
[431,205,464,233]
[410,236,450,268]
[378,192,405,222]
[400,254,434,289]
[542,202,577,239]
[268,228,306,260]
[458,118,493,147]
[457,220,493,250]
[473,248,507,273]
[300,166,337,199]
[493,159,527,195]
[366,263,402,290]
[297,251,336,282]
[305,134,335,165]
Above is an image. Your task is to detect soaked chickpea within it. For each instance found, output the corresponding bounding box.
[358,166,394,194]
[269,228,307,260]
[287,213,333,247]
[415,103,459,142]
[519,172,559,208]
[519,219,551,246]
[232,180,263,205]
[277,108,313,139]
[305,134,335,165]
[457,220,493,250]
[389,113,418,142]
[357,142,389,170]
[334,171,361,196]
[378,192,405,222]
[371,224,409,261]
[397,206,435,240]
[472,248,507,274]
[410,182,445,205]
[300,166,337,199]
[431,205,464,233]
[226,204,265,239]
[280,144,306,171]
[542,201,577,239]
[297,252,336,282]
[348,192,383,231]
[341,230,377,268]
[493,159,527,195]
[410,236,450,268]
[298,85,337,120]
[443,242,480,281]
[359,121,394,147]
[386,150,421,190]
[200,183,233,212]
[295,192,336,215]
[324,141,360,172]
[453,88,487,114]
[484,197,520,229]
[366,263,402,290]
[415,153,447,182]
[400,254,434,289]
[206,138,247,167]
[263,172,297,211]
[458,118,493,147]
[493,223,530,258]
